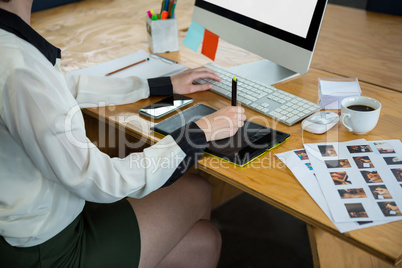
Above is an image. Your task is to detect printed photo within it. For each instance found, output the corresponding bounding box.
[295,149,309,160]
[353,156,374,169]
[347,145,373,154]
[368,185,392,200]
[360,170,383,183]
[391,168,402,182]
[305,162,313,171]
[330,171,351,185]
[383,157,402,165]
[374,142,395,154]
[357,221,373,225]
[338,188,367,199]
[325,159,351,168]
[377,202,402,217]
[318,145,338,157]
[345,203,368,218]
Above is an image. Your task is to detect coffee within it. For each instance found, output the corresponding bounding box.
[341,96,381,134]
[347,105,375,112]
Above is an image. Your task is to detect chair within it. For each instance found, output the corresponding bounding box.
[366,0,402,16]
[32,0,81,12]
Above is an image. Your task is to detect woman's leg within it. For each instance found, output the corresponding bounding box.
[127,173,222,268]
[156,219,221,268]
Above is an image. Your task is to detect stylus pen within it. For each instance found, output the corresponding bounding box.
[232,77,237,106]
[105,58,149,76]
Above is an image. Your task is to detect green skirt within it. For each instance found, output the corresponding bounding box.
[0,199,141,267]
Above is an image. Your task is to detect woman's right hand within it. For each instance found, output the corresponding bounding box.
[195,106,246,142]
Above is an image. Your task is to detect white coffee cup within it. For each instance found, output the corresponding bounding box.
[340,96,381,134]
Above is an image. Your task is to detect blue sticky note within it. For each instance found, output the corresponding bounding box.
[183,21,205,52]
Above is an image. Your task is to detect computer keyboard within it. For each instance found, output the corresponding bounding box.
[195,63,321,126]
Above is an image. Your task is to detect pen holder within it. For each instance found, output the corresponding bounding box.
[146,16,179,53]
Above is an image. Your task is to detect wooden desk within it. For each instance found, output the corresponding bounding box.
[312,4,402,92]
[31,1,402,267]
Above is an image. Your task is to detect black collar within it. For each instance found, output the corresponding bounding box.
[0,8,61,65]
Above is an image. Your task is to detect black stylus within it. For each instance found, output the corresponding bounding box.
[232,77,237,106]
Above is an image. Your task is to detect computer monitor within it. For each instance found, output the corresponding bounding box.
[192,0,328,85]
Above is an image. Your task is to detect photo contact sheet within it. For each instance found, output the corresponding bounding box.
[277,139,402,232]
[304,139,402,223]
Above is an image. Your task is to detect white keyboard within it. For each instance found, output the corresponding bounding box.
[195,63,321,126]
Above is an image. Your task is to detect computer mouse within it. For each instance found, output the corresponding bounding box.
[302,111,339,134]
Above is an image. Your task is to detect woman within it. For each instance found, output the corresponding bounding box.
[0,0,246,267]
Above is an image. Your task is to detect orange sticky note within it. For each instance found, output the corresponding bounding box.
[201,29,219,61]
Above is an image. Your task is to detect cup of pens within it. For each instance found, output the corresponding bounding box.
[146,0,179,53]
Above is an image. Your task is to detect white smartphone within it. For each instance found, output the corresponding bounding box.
[139,94,193,118]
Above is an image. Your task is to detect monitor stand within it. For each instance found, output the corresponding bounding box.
[229,59,299,86]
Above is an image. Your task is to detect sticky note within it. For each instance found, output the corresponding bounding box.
[183,21,205,52]
[201,29,219,61]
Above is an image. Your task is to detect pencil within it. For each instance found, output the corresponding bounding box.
[160,0,166,18]
[232,77,237,106]
[170,0,177,18]
[105,58,149,76]
[168,0,174,17]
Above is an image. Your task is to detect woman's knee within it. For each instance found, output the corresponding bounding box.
[191,220,222,266]
[206,220,222,254]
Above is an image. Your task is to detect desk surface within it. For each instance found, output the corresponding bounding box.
[312,5,402,92]
[31,2,402,92]
[31,0,402,265]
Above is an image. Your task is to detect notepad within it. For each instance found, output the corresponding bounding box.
[71,50,187,79]
[151,104,290,166]
[318,77,362,110]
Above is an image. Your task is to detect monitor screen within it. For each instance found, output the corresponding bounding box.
[192,0,328,83]
[220,0,317,38]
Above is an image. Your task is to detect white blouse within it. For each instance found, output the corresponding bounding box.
[0,9,206,247]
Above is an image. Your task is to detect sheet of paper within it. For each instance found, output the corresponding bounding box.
[276,141,397,233]
[183,21,205,52]
[320,80,361,95]
[201,29,219,61]
[304,140,402,223]
[71,50,187,78]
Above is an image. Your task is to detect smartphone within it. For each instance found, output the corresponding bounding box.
[139,94,193,118]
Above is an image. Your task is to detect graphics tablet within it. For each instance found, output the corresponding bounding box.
[151,104,290,166]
